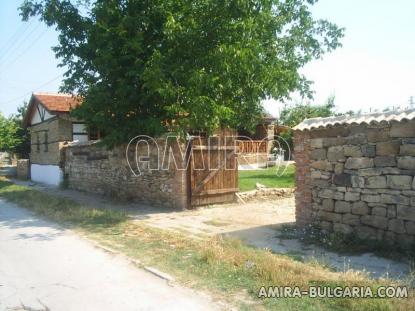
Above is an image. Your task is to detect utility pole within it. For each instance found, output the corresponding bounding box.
[410,96,414,109]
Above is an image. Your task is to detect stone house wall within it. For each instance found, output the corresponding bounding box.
[294,119,415,247]
[63,140,188,209]
[30,118,73,165]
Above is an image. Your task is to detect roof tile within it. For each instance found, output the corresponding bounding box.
[294,109,415,131]
[34,93,81,112]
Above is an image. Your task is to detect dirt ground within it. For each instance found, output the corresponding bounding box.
[12,179,414,282]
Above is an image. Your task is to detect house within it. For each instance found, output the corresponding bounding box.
[237,114,277,166]
[23,93,97,185]
[293,109,415,247]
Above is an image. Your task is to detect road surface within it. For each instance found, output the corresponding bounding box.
[0,199,219,311]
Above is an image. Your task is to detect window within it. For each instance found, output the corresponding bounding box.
[88,128,101,141]
[36,133,40,152]
[44,132,48,152]
[72,122,88,142]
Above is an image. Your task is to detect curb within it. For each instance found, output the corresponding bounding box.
[84,236,175,283]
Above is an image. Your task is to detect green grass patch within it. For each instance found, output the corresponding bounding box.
[0,178,413,311]
[238,165,295,192]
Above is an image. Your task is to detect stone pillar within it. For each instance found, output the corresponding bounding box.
[17,159,30,179]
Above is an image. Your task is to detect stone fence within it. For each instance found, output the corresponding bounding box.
[294,119,415,247]
[62,140,188,209]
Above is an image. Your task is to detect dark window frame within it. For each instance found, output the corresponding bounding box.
[44,131,48,152]
[36,133,40,152]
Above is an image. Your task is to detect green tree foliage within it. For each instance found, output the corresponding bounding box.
[0,113,22,154]
[279,95,336,127]
[277,96,338,158]
[20,0,343,145]
[11,102,31,158]
[0,102,30,157]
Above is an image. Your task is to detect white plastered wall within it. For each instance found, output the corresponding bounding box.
[31,164,63,186]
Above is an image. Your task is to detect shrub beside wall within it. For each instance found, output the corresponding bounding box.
[294,119,415,247]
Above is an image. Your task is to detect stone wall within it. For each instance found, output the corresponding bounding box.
[17,159,30,179]
[294,120,415,247]
[63,140,188,209]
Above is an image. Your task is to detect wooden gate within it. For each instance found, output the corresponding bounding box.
[188,136,238,206]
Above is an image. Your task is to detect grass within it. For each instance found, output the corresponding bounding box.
[0,178,413,310]
[238,165,295,192]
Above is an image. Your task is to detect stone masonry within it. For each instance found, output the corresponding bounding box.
[294,118,415,247]
[63,140,188,209]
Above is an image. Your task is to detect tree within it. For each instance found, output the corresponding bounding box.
[20,0,344,145]
[0,113,22,154]
[10,102,31,158]
[277,96,338,158]
[279,95,336,128]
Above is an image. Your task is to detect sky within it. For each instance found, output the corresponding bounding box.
[0,0,414,118]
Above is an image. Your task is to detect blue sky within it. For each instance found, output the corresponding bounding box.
[0,0,414,117]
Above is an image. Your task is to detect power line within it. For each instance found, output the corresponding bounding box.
[0,28,48,72]
[0,74,64,106]
[0,20,34,57]
[0,22,41,66]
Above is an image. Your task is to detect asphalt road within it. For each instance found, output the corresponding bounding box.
[0,199,218,311]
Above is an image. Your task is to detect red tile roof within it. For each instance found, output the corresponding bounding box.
[33,93,82,112]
